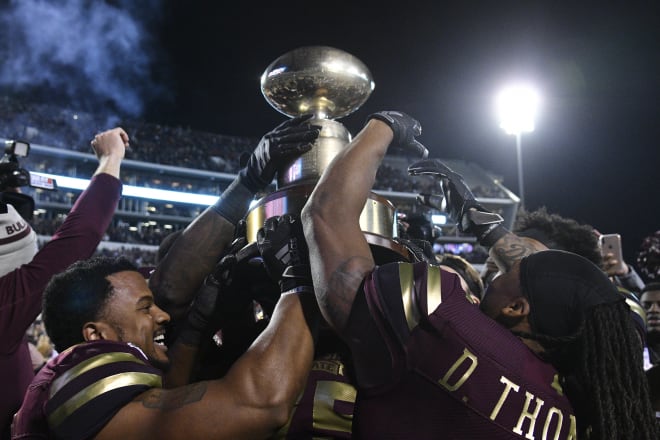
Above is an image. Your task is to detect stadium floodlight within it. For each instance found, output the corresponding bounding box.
[496,84,540,209]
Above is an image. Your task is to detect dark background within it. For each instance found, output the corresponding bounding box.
[1,0,658,262]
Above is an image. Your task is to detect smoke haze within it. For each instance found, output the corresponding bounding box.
[0,0,169,118]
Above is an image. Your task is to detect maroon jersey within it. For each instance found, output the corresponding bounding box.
[0,174,122,437]
[274,352,356,439]
[11,340,162,439]
[351,262,576,439]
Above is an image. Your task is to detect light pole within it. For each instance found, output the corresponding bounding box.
[496,84,539,210]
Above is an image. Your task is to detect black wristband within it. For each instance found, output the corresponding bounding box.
[211,176,255,225]
[279,265,313,292]
[474,224,509,248]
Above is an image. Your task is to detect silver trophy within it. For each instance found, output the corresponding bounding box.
[244,46,409,261]
[261,45,373,187]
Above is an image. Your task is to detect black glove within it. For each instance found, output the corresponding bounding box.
[367,111,429,158]
[256,213,312,293]
[394,237,436,263]
[408,159,506,246]
[240,115,320,193]
[179,274,221,346]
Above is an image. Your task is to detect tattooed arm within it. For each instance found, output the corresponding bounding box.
[302,119,394,335]
[150,117,320,321]
[488,232,548,272]
[149,209,236,321]
[95,293,315,439]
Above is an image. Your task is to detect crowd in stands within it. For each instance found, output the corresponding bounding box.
[2,95,505,199]
[2,94,507,268]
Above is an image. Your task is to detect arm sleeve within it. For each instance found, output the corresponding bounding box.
[0,173,122,353]
[615,265,646,296]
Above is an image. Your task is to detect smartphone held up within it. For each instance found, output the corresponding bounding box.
[599,233,626,275]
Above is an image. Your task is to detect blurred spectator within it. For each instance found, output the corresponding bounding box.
[637,230,660,283]
[642,282,660,368]
[514,207,646,295]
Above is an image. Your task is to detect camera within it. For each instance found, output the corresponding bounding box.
[0,140,57,192]
[0,140,32,191]
[1,140,57,220]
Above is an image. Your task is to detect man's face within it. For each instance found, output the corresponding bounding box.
[102,271,171,369]
[641,288,660,336]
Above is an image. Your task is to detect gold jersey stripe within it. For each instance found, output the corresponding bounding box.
[625,297,647,325]
[399,263,420,331]
[48,371,162,429]
[551,374,564,396]
[426,264,442,315]
[312,381,357,433]
[50,351,147,398]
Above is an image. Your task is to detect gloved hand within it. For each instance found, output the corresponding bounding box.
[394,237,436,263]
[367,111,429,158]
[408,159,506,246]
[179,274,221,346]
[257,213,312,293]
[408,159,481,231]
[240,115,321,193]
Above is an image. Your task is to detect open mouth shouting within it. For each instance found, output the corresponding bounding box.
[154,330,167,351]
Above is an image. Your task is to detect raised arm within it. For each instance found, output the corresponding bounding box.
[0,128,126,352]
[150,116,319,320]
[302,112,427,335]
[409,160,547,271]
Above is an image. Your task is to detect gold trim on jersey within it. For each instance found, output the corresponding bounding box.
[400,263,443,331]
[48,371,162,428]
[426,264,442,314]
[551,374,564,396]
[625,297,647,325]
[399,263,419,331]
[312,380,357,433]
[50,351,148,398]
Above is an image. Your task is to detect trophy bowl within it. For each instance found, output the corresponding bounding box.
[260,46,375,120]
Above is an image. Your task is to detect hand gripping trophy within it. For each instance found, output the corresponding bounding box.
[243,46,411,262]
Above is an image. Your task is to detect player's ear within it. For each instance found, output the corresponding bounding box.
[82,322,114,342]
[501,297,530,319]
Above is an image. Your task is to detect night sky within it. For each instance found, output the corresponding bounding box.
[1,0,658,261]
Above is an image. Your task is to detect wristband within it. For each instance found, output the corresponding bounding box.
[476,224,509,248]
[211,175,255,225]
[281,285,315,296]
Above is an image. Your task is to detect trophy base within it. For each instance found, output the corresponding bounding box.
[245,183,405,255]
